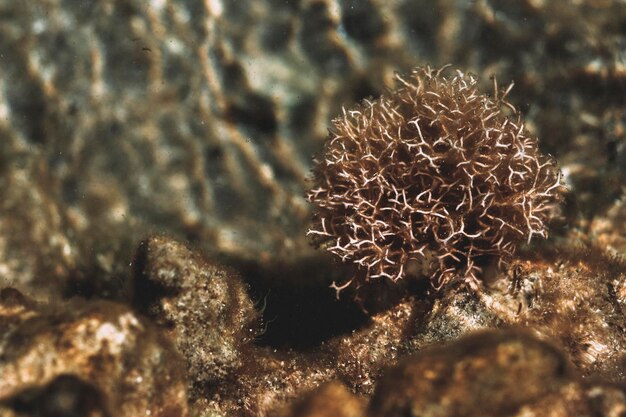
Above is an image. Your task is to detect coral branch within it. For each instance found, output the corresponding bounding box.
[307,66,565,294]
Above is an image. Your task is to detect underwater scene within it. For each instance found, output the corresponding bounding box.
[0,0,625,416]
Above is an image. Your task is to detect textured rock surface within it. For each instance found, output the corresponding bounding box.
[0,288,188,417]
[277,330,626,417]
[277,381,365,417]
[132,236,259,389]
[591,192,626,256]
[0,236,624,417]
[410,246,626,382]
[0,375,110,417]
[368,330,626,417]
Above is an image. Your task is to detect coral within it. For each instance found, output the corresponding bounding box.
[307,66,564,292]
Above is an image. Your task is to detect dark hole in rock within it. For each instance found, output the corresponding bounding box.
[61,176,80,204]
[62,261,129,301]
[227,93,278,135]
[204,145,223,166]
[4,374,110,417]
[606,139,618,163]
[8,78,48,145]
[433,142,450,153]
[260,19,294,51]
[251,280,369,350]
[220,60,246,91]
[0,287,32,309]
[242,259,370,350]
[131,239,178,322]
[398,0,440,58]
[340,0,386,43]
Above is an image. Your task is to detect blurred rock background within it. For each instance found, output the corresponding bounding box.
[1,0,625,298]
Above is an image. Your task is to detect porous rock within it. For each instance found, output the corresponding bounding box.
[0,287,188,417]
[132,236,259,389]
[277,381,365,417]
[369,329,626,417]
[411,247,626,382]
[1,374,109,417]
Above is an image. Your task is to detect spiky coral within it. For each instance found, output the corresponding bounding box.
[307,66,564,293]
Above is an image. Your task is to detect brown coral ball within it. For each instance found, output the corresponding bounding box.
[307,66,563,292]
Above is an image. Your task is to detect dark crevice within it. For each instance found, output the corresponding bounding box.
[340,0,387,44]
[3,374,111,417]
[226,93,278,135]
[252,282,370,350]
[240,257,370,350]
[130,239,177,318]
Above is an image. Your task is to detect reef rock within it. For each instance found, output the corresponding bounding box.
[0,287,188,417]
[277,381,365,417]
[369,330,626,417]
[410,247,626,382]
[279,330,626,417]
[132,236,259,389]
